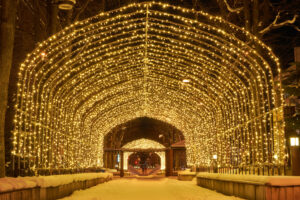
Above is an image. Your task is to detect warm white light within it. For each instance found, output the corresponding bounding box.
[182,79,190,83]
[273,154,278,160]
[40,52,46,57]
[290,137,299,146]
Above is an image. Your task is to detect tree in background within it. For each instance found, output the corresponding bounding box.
[193,0,299,68]
[282,62,300,96]
[282,61,300,138]
[0,0,18,178]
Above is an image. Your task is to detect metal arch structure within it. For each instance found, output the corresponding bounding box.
[12,2,285,175]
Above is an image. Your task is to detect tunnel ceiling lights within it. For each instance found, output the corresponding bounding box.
[12,2,285,174]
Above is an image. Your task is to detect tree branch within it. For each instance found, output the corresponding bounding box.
[223,0,243,13]
[74,0,92,22]
[260,13,298,35]
[290,24,300,32]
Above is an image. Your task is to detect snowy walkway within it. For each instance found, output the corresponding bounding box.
[61,177,244,200]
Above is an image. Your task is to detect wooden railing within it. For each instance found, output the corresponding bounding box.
[197,173,300,200]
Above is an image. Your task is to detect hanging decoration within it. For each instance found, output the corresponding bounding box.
[58,0,76,10]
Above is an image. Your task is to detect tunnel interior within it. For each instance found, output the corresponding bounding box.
[104,117,184,149]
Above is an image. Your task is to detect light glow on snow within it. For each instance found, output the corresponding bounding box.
[60,178,243,200]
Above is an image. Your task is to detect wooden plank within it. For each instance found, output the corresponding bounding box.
[285,187,294,200]
[255,185,265,200]
[279,187,286,200]
[244,184,255,200]
[0,192,11,200]
[265,186,272,200]
[271,187,279,200]
[294,186,300,200]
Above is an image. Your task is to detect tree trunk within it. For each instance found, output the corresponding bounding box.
[48,0,58,35]
[243,0,251,31]
[66,10,73,26]
[216,0,228,20]
[252,0,259,35]
[34,0,45,43]
[102,0,106,12]
[0,0,18,178]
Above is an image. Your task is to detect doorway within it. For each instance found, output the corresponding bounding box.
[128,152,161,176]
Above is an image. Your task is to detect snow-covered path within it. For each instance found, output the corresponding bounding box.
[61,177,244,200]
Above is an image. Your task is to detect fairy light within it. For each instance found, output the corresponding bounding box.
[12,2,285,175]
[40,52,46,58]
[122,138,165,149]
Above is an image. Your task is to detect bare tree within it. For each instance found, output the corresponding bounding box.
[216,0,299,37]
[0,0,18,177]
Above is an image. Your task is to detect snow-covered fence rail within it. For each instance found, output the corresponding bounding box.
[178,171,196,181]
[197,173,300,200]
[0,172,113,200]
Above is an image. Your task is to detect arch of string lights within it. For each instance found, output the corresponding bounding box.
[12,2,285,174]
[122,138,165,150]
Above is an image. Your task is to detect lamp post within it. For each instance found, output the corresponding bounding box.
[290,136,300,175]
[290,137,299,147]
[212,154,217,173]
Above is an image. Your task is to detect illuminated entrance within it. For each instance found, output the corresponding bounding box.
[12,2,285,176]
[126,152,161,175]
[103,118,184,176]
[122,139,166,174]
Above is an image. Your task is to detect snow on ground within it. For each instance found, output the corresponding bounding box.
[60,177,244,200]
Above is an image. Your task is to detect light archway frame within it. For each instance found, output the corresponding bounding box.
[122,138,166,170]
[12,2,285,175]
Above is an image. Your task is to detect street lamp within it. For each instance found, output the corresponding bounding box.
[290,137,299,146]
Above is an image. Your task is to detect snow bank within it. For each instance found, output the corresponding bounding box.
[0,177,36,193]
[26,172,113,188]
[0,172,112,192]
[197,173,300,186]
[104,168,117,173]
[178,171,196,175]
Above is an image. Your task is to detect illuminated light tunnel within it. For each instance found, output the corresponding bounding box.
[12,2,285,174]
